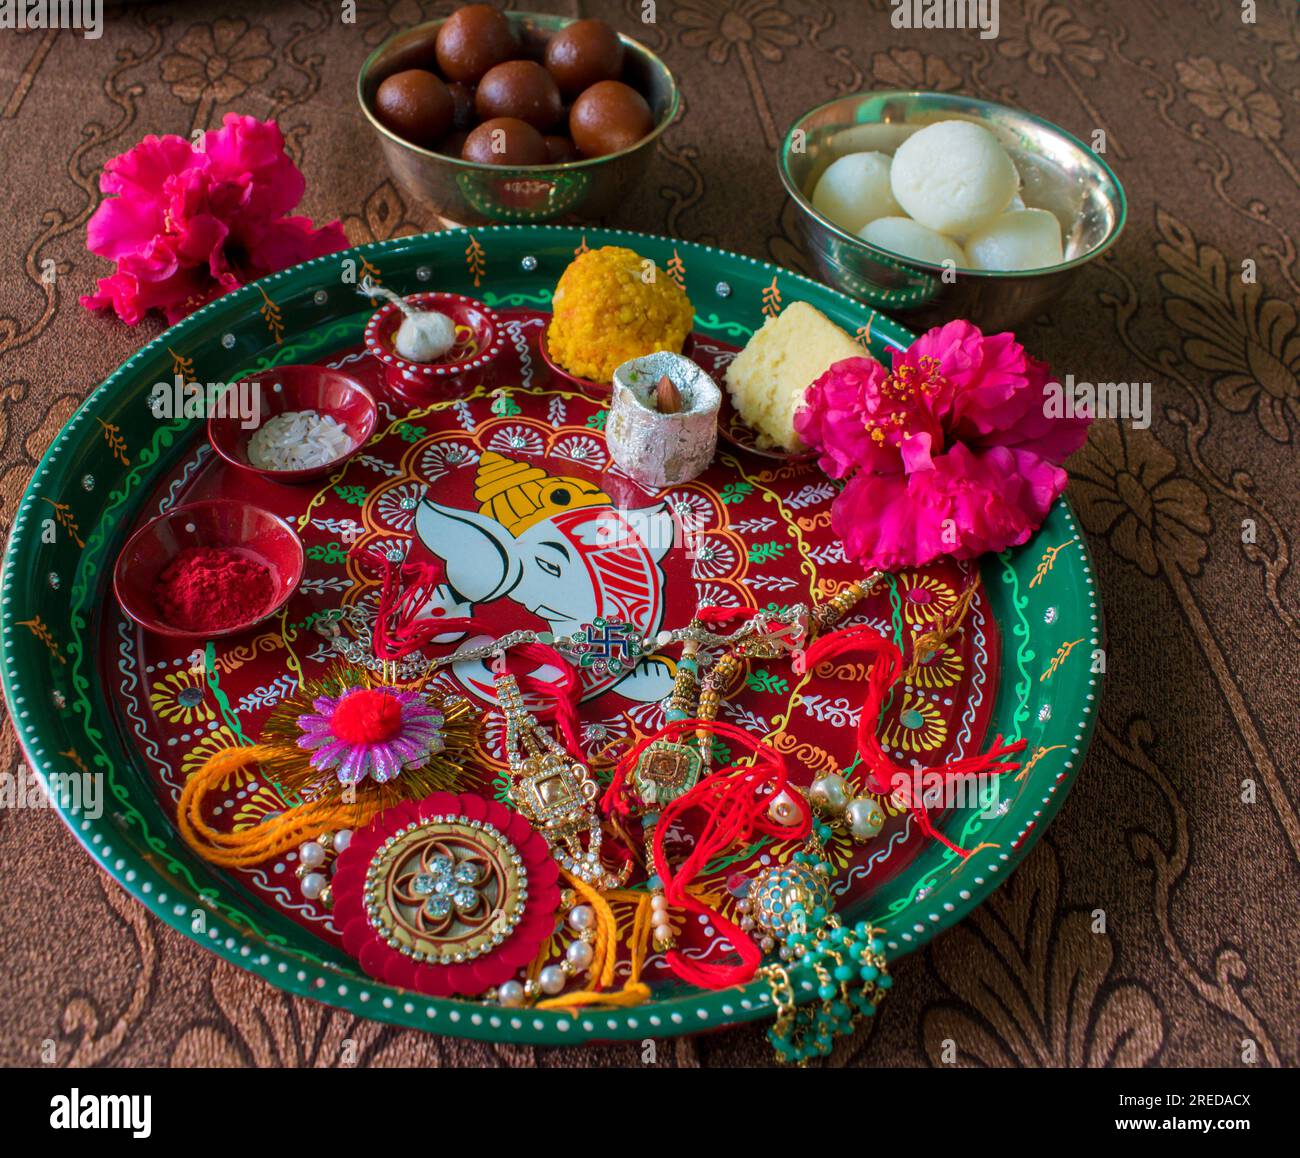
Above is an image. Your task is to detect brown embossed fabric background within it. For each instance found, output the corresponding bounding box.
[1,0,1297,1068]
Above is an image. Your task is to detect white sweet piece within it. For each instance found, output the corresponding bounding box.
[964,208,1064,271]
[859,216,968,267]
[811,151,901,234]
[889,120,1019,237]
[395,309,456,362]
[723,301,863,451]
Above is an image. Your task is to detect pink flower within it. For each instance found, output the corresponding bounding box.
[795,321,1089,568]
[835,444,1066,569]
[296,686,446,787]
[81,114,348,325]
[912,320,1088,461]
[795,356,891,478]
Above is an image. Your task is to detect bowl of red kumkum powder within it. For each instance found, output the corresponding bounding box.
[208,364,378,484]
[113,500,305,639]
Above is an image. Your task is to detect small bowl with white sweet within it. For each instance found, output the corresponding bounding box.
[779,91,1127,330]
[363,289,505,401]
[208,365,378,484]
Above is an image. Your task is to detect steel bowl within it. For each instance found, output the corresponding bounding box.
[779,91,1127,331]
[357,13,678,226]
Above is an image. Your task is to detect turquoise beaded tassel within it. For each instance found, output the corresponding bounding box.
[750,822,892,1063]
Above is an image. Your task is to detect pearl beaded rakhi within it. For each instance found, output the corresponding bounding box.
[487,889,599,1008]
[293,826,352,908]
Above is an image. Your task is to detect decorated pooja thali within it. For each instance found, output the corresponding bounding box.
[0,225,1100,1048]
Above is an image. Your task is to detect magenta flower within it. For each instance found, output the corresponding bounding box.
[81,114,348,326]
[794,320,1090,569]
[296,686,446,786]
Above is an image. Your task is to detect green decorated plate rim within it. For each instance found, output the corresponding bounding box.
[0,225,1102,1046]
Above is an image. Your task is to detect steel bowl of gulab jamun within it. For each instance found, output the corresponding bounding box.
[357,5,679,225]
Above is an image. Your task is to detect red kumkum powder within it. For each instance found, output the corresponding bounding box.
[153,547,274,632]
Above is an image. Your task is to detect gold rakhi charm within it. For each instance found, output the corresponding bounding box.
[495,671,626,889]
[632,738,703,808]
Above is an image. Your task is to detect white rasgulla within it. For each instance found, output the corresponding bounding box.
[811,152,901,234]
[965,209,1064,271]
[889,120,1019,237]
[395,309,456,361]
[859,217,967,267]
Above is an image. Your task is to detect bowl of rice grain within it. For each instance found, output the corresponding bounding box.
[209,365,378,484]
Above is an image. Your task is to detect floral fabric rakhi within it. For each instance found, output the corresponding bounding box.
[331,791,561,997]
[258,665,479,806]
[296,685,446,786]
[176,665,481,870]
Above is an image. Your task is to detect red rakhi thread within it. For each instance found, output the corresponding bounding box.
[359,548,480,660]
[498,642,584,757]
[794,623,1027,856]
[609,719,810,989]
[695,605,761,630]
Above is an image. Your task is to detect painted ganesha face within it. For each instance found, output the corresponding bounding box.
[411,451,678,703]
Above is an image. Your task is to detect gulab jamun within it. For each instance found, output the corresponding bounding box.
[374,69,454,146]
[435,4,517,84]
[544,134,580,164]
[476,60,563,132]
[544,19,624,98]
[439,130,470,158]
[462,117,548,166]
[569,80,653,158]
[447,82,476,130]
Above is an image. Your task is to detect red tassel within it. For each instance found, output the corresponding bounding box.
[611,719,810,989]
[498,642,585,760]
[795,624,1027,857]
[359,548,480,661]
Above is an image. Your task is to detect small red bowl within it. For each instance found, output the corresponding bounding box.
[208,365,377,484]
[539,328,697,392]
[364,292,504,395]
[113,500,305,639]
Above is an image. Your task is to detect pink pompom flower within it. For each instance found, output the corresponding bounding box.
[81,114,348,325]
[794,320,1090,569]
[296,686,447,787]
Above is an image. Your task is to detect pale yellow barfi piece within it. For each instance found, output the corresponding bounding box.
[724,301,865,451]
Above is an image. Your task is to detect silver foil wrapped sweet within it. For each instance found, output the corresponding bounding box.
[606,351,721,489]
